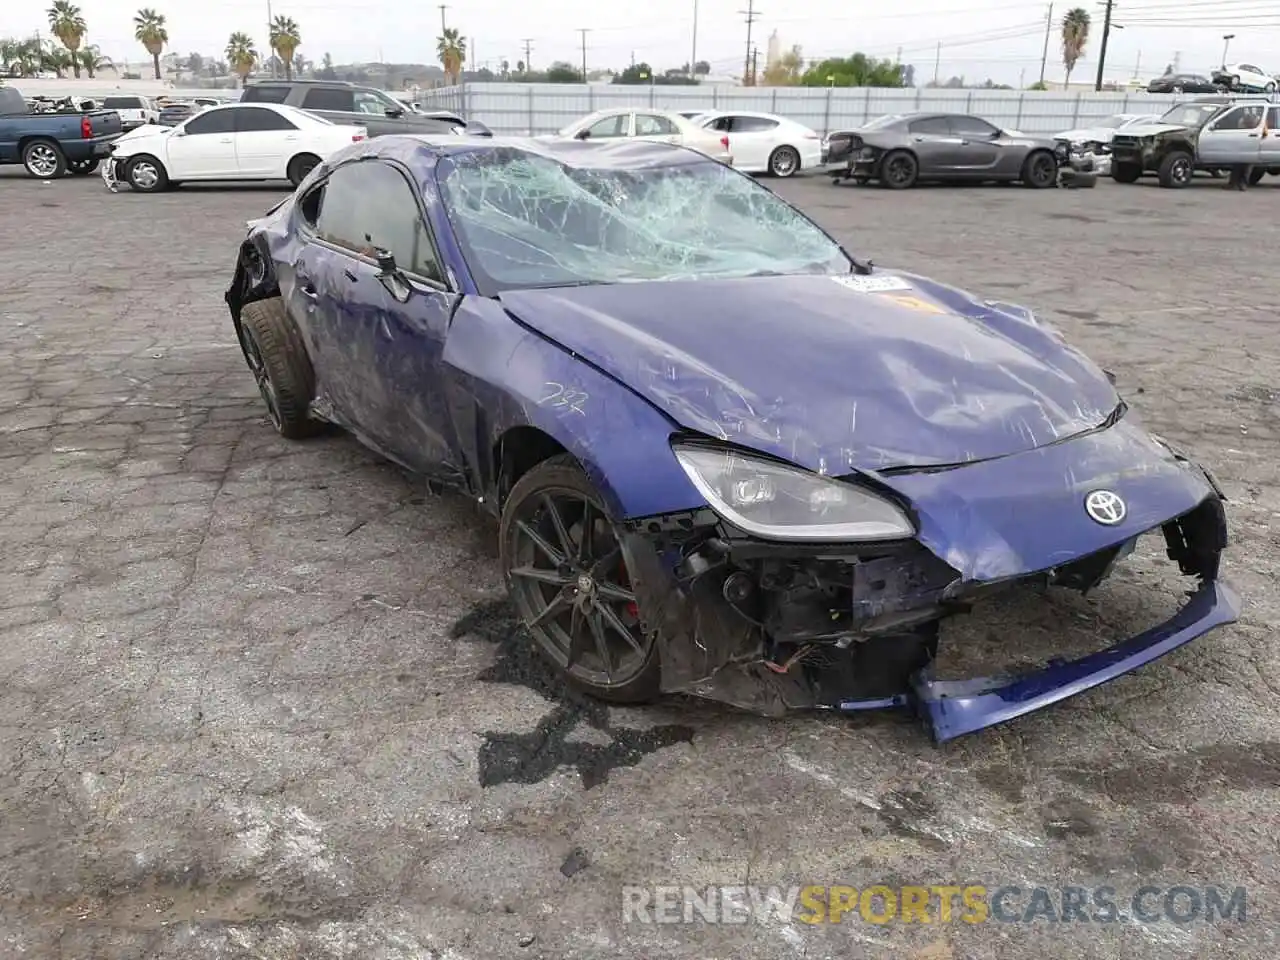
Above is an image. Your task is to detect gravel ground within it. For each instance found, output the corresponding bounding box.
[1,165,1278,960]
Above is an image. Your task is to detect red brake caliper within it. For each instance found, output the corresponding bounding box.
[619,559,639,620]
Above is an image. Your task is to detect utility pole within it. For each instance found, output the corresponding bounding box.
[1172,50,1181,72]
[1094,0,1114,91]
[751,46,759,85]
[1039,2,1053,84]
[577,28,590,81]
[690,0,699,80]
[439,4,448,32]
[739,0,758,86]
[933,42,941,85]
[1221,34,1235,68]
[522,38,533,72]
[267,0,276,78]
[1133,49,1141,79]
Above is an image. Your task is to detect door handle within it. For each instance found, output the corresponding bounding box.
[219,137,233,143]
[343,268,358,282]
[295,272,318,299]
[959,139,971,145]
[284,135,298,141]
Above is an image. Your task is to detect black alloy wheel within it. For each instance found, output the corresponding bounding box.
[500,457,660,702]
[880,150,918,189]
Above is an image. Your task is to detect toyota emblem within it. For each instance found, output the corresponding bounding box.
[1084,489,1126,525]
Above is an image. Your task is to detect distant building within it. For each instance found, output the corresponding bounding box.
[766,30,780,71]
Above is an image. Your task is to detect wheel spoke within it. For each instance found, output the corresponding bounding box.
[529,589,570,627]
[509,565,574,586]
[594,599,646,657]
[595,580,635,604]
[576,501,595,564]
[541,494,574,557]
[586,609,614,681]
[516,519,565,566]
[565,604,586,665]
[589,545,622,579]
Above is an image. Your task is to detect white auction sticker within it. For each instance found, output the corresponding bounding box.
[830,274,913,293]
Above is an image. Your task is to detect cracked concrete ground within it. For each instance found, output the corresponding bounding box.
[1,166,1278,960]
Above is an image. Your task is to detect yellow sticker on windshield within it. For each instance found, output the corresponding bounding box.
[884,294,949,315]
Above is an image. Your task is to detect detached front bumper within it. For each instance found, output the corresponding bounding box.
[909,577,1239,742]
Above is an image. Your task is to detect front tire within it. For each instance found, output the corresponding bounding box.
[287,153,321,187]
[236,297,318,439]
[22,139,65,179]
[879,149,918,189]
[124,154,168,192]
[767,145,800,178]
[1157,150,1193,188]
[1021,150,1057,188]
[499,455,661,704]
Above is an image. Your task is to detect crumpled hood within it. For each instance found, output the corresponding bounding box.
[1115,123,1189,138]
[1057,127,1120,142]
[498,273,1120,473]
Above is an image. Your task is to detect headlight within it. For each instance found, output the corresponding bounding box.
[671,444,914,541]
[859,147,875,159]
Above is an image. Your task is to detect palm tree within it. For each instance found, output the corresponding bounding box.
[226,31,257,87]
[133,8,168,79]
[269,15,301,79]
[1061,7,1090,89]
[292,53,309,77]
[47,1,87,77]
[42,46,73,77]
[77,44,112,78]
[436,27,466,84]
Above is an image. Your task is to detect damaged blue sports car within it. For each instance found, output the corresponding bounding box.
[224,134,1238,742]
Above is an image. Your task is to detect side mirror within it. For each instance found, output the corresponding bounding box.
[574,128,591,140]
[385,107,404,118]
[374,247,397,276]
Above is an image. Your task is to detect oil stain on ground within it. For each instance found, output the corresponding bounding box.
[450,598,695,789]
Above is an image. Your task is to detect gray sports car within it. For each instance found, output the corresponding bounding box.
[826,112,1068,189]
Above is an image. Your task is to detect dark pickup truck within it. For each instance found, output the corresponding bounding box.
[0,85,123,178]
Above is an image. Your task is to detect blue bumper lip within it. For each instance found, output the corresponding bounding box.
[907,578,1240,743]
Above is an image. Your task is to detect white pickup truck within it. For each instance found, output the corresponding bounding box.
[99,95,158,131]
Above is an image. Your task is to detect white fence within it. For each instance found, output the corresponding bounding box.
[421,83,1184,137]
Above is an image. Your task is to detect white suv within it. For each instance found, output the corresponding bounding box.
[100,95,158,130]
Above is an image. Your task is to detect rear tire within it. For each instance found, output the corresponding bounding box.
[1157,150,1193,188]
[287,153,321,187]
[1111,162,1142,184]
[236,297,319,439]
[22,139,65,179]
[879,149,918,189]
[1249,167,1266,186]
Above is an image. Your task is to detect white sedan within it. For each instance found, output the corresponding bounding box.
[104,102,367,193]
[688,110,823,178]
[1212,62,1277,93]
[552,108,733,165]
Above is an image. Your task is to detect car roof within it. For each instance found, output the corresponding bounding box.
[317,133,718,174]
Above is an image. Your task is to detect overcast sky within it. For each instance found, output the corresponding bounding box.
[7,0,1280,85]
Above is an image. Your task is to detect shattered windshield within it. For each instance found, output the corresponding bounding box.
[436,148,850,292]
[1159,103,1222,128]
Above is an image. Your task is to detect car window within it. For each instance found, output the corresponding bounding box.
[635,114,678,135]
[354,90,393,115]
[1216,106,1263,130]
[242,85,290,104]
[949,115,999,137]
[729,116,779,133]
[908,116,951,135]
[315,160,442,281]
[1269,107,1280,129]
[235,106,298,132]
[585,114,629,138]
[1240,64,1260,74]
[708,116,730,132]
[102,97,142,109]
[182,109,236,135]
[302,87,355,111]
